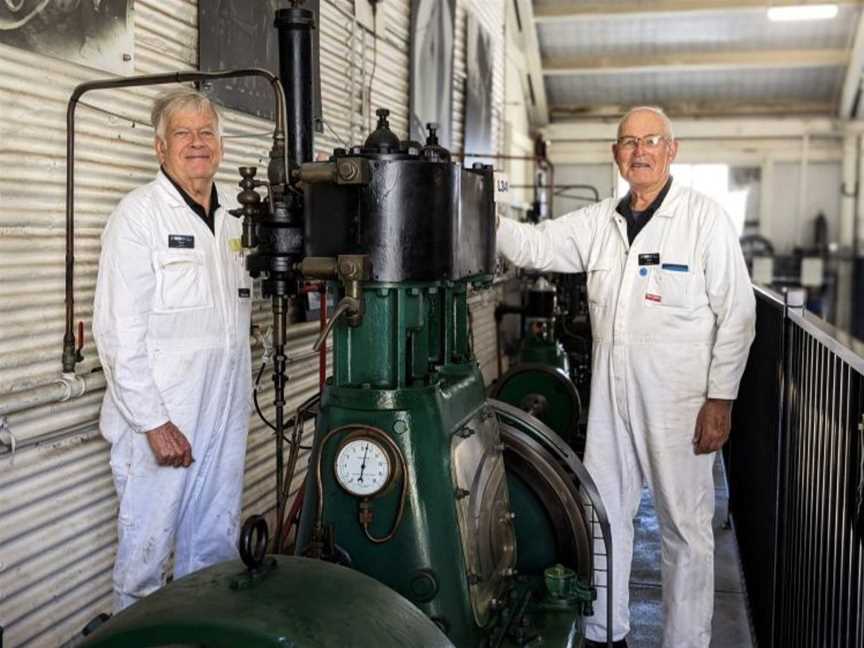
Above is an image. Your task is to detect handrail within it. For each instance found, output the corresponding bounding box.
[754,285,864,373]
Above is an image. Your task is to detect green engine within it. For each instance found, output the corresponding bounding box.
[492,277,584,452]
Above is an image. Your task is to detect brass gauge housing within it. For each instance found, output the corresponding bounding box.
[333,428,400,498]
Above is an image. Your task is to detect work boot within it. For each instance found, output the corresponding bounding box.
[584,639,627,648]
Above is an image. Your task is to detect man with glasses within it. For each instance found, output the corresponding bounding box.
[497,106,756,648]
[93,89,252,612]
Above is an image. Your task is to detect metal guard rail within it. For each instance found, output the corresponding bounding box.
[726,285,864,647]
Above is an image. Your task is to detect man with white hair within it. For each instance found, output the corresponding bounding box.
[497,106,756,647]
[93,89,252,611]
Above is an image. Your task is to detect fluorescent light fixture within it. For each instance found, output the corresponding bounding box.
[767,4,839,21]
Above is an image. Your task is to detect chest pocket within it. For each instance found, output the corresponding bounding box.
[153,249,213,313]
[586,263,614,307]
[649,267,694,308]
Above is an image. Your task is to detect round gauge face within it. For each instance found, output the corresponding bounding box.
[334,437,392,497]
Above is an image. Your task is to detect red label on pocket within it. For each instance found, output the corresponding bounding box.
[645,293,662,303]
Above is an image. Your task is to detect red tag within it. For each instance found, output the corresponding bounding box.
[645,293,662,303]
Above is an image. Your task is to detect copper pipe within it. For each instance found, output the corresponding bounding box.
[63,68,287,372]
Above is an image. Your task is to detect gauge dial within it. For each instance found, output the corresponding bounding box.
[335,437,392,497]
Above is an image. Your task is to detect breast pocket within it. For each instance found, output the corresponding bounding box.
[649,267,694,308]
[586,264,613,307]
[153,250,212,313]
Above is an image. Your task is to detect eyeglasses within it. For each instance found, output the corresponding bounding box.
[616,134,670,150]
[170,127,218,142]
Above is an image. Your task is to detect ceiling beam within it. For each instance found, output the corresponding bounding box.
[543,49,848,76]
[839,13,864,117]
[534,0,863,22]
[549,100,835,121]
[512,0,549,127]
[542,117,850,142]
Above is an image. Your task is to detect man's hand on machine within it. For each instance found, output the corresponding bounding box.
[145,421,194,467]
[692,398,732,455]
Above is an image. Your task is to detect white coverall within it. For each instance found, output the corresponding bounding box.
[497,182,756,647]
[93,171,252,611]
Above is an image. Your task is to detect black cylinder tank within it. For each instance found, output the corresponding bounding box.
[303,115,496,282]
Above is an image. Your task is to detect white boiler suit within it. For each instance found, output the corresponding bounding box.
[93,171,253,611]
[497,182,755,647]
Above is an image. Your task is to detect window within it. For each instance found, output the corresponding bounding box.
[617,164,749,234]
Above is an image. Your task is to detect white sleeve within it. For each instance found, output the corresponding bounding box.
[702,207,757,400]
[496,206,598,273]
[92,203,170,433]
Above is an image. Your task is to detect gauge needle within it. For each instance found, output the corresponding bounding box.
[359,443,369,483]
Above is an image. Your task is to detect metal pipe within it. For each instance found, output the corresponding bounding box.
[275,7,315,173]
[0,372,105,417]
[312,299,353,352]
[273,294,288,546]
[319,284,327,390]
[63,68,289,372]
[454,152,544,161]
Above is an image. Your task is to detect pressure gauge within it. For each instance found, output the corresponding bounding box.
[334,436,393,498]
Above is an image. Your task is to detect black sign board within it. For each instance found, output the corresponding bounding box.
[198,0,322,128]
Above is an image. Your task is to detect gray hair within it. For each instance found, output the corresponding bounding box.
[617,106,674,139]
[151,88,223,142]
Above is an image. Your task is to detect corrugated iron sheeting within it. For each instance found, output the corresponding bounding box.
[452,0,505,157]
[0,1,506,646]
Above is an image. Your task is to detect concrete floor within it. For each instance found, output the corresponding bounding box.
[627,457,754,647]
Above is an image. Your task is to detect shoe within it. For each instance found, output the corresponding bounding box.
[584,639,627,648]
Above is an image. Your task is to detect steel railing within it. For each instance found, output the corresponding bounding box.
[727,285,864,648]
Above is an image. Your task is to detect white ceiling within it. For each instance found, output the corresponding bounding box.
[525,0,864,122]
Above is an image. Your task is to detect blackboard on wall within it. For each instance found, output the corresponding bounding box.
[198,0,322,128]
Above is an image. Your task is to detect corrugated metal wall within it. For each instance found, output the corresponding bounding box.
[0,2,507,646]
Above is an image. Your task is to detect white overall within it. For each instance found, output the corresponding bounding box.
[93,171,252,611]
[498,182,756,647]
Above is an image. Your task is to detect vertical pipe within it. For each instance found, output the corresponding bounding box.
[319,283,327,390]
[273,294,288,546]
[760,157,775,245]
[275,7,315,171]
[799,134,810,249]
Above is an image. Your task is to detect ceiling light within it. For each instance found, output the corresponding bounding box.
[767,4,839,21]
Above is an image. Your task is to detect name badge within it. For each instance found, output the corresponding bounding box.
[168,234,194,249]
[638,253,660,266]
[239,288,251,299]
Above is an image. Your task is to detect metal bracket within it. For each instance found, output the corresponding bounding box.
[0,417,16,458]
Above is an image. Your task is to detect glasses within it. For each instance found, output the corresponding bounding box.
[170,127,218,142]
[616,134,669,151]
